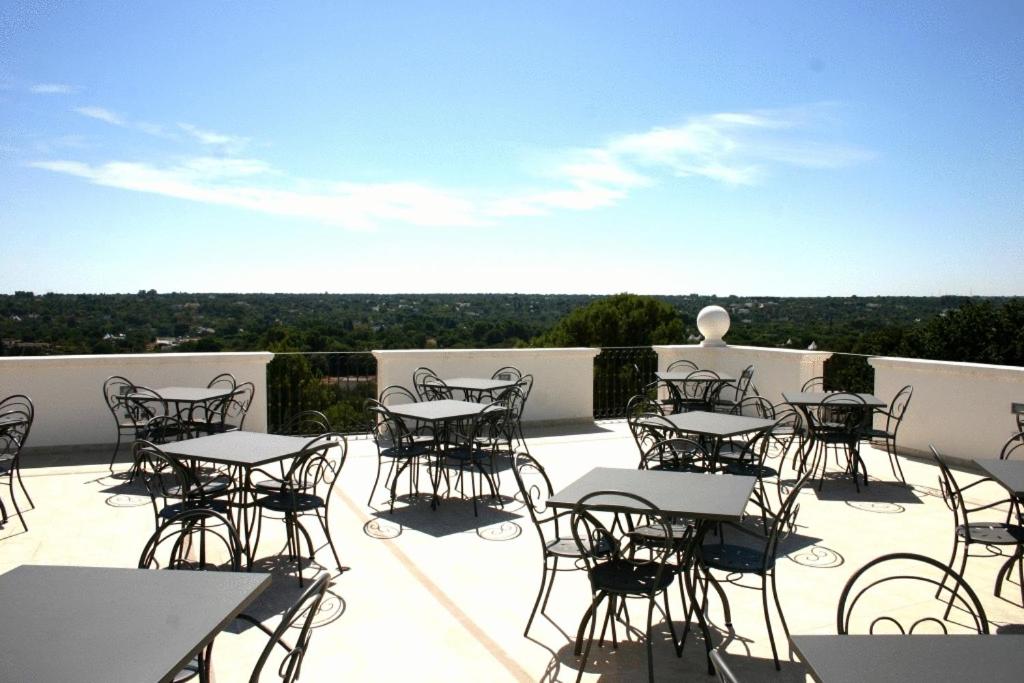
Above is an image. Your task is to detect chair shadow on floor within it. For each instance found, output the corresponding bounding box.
[223,563,345,635]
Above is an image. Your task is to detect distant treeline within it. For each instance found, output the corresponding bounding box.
[0,291,1021,368]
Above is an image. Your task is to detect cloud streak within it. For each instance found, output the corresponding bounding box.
[35,104,872,229]
[31,83,76,94]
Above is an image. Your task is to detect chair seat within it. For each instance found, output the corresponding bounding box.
[724,462,780,479]
[701,542,771,573]
[629,521,693,549]
[258,491,327,513]
[159,499,230,519]
[590,559,676,595]
[958,522,1024,545]
[648,459,708,474]
[861,427,893,439]
[378,443,429,461]
[166,476,232,499]
[546,537,586,557]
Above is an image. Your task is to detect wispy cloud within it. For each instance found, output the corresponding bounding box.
[178,123,249,153]
[34,103,872,229]
[74,106,125,126]
[30,83,77,95]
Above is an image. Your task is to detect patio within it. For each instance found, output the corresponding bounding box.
[3,421,1023,681]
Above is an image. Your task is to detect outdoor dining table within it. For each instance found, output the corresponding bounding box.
[660,410,776,467]
[159,431,333,562]
[655,371,735,411]
[386,399,497,508]
[974,458,1024,498]
[130,385,236,428]
[782,391,888,478]
[0,564,270,683]
[791,634,1024,683]
[548,466,756,673]
[441,377,518,401]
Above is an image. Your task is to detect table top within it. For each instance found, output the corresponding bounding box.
[387,399,492,422]
[548,467,755,521]
[791,634,1024,683]
[662,410,775,438]
[159,431,326,467]
[974,459,1024,497]
[134,386,235,403]
[783,391,887,408]
[442,377,518,392]
[0,565,270,683]
[656,371,736,383]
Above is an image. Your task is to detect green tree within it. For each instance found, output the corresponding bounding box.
[534,293,685,347]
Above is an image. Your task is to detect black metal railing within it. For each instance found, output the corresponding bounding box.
[822,352,875,393]
[593,346,658,419]
[266,352,377,435]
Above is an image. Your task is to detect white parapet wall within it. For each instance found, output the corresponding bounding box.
[652,344,833,404]
[372,347,601,424]
[869,357,1024,462]
[0,352,274,449]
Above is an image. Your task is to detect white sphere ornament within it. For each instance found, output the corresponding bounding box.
[696,305,730,347]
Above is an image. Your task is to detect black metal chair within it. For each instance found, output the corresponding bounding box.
[277,410,332,437]
[440,404,507,516]
[138,508,246,683]
[638,437,710,473]
[931,446,1024,612]
[251,433,348,585]
[678,369,722,412]
[838,552,989,634]
[715,365,755,414]
[801,376,825,392]
[378,384,418,407]
[102,375,147,470]
[626,400,676,461]
[699,466,812,670]
[206,373,237,391]
[133,440,232,528]
[492,366,522,382]
[641,379,682,414]
[412,366,445,401]
[494,384,530,455]
[0,394,34,532]
[571,490,683,683]
[719,420,792,528]
[999,431,1024,461]
[237,571,331,683]
[667,359,699,372]
[511,453,591,636]
[365,399,431,509]
[860,384,913,483]
[805,392,868,491]
[196,382,254,435]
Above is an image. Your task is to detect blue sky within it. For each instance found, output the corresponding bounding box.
[1,2,1021,295]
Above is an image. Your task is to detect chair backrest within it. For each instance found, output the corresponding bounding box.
[628,392,664,418]
[667,359,698,372]
[248,571,331,683]
[365,400,414,455]
[412,367,439,400]
[223,382,255,429]
[930,446,970,536]
[138,414,189,444]
[138,508,246,571]
[125,386,166,422]
[511,452,557,531]
[517,374,535,403]
[491,366,522,382]
[999,431,1024,460]
[681,369,720,402]
[763,463,813,564]
[735,365,755,397]
[133,441,206,522]
[378,384,417,407]
[837,552,989,634]
[102,375,135,418]
[709,648,740,683]
[811,392,867,441]
[0,394,34,456]
[801,376,825,392]
[885,385,913,433]
[419,375,453,401]
[730,395,775,419]
[640,438,709,472]
[207,373,237,390]
[278,410,332,437]
[280,433,348,496]
[626,410,676,457]
[571,491,680,596]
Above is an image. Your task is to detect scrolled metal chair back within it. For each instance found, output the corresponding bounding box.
[640,438,709,472]
[570,491,677,596]
[206,372,237,390]
[138,508,246,571]
[278,410,331,437]
[285,433,348,493]
[731,395,775,419]
[516,374,535,402]
[626,407,675,459]
[631,389,666,417]
[102,375,134,417]
[125,386,165,423]
[378,384,417,407]
[837,552,989,635]
[930,446,969,530]
[999,431,1024,461]
[801,376,825,392]
[764,463,813,563]
[812,392,867,443]
[365,401,411,453]
[248,572,331,683]
[419,376,453,401]
[412,367,440,400]
[681,369,721,404]
[139,414,189,444]
[0,394,34,453]
[511,452,556,527]
[133,441,203,522]
[666,359,698,372]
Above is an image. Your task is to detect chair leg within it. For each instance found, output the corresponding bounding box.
[109,432,122,471]
[575,592,606,683]
[886,438,906,484]
[316,507,346,574]
[528,557,552,634]
[14,466,32,509]
[944,541,970,619]
[762,575,780,670]
[645,597,657,683]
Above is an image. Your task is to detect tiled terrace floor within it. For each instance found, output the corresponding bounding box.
[3,423,1023,681]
